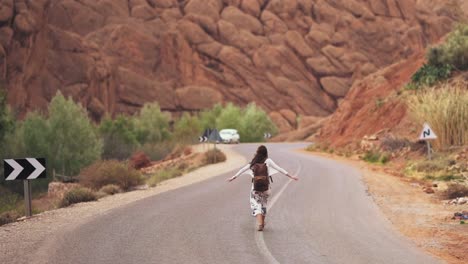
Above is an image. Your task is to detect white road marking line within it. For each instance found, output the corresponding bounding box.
[255,161,303,264]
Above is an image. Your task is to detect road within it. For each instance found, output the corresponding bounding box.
[36,143,440,264]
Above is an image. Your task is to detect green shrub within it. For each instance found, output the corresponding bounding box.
[203,149,227,164]
[79,160,143,191]
[407,82,468,149]
[414,159,451,173]
[0,87,14,144]
[200,103,278,143]
[362,150,389,164]
[434,24,468,70]
[99,184,123,195]
[99,115,139,160]
[138,141,178,161]
[0,187,21,214]
[134,103,171,144]
[199,104,223,130]
[216,103,242,130]
[238,103,277,142]
[147,168,183,187]
[173,113,202,144]
[60,187,97,207]
[442,183,468,199]
[47,92,102,176]
[408,63,453,89]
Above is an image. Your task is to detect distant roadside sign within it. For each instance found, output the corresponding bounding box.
[419,123,437,140]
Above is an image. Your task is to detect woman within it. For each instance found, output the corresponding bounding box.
[227,145,299,231]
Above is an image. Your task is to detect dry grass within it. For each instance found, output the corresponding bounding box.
[99,184,123,195]
[407,81,468,149]
[147,168,184,187]
[203,149,227,164]
[79,160,144,191]
[60,187,98,207]
[442,183,468,199]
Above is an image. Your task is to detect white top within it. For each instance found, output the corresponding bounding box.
[233,158,289,178]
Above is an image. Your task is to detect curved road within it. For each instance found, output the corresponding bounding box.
[37,143,439,264]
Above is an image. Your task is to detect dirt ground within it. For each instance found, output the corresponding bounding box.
[300,150,468,264]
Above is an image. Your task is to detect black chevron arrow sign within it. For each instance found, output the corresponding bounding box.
[3,158,46,181]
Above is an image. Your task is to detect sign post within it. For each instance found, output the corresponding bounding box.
[3,158,46,217]
[24,180,32,217]
[419,123,437,160]
[208,129,222,163]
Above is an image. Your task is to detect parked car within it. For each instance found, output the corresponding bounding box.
[219,129,240,144]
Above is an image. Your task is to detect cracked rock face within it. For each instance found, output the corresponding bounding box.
[0,0,461,120]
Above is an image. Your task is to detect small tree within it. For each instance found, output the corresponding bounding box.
[216,103,242,130]
[134,103,171,144]
[99,115,139,160]
[173,113,202,143]
[199,104,223,130]
[239,103,278,142]
[20,112,50,158]
[47,92,102,176]
[0,87,13,144]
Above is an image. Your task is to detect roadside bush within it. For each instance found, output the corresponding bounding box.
[99,115,139,160]
[432,24,468,70]
[380,137,411,152]
[147,168,183,187]
[413,158,452,173]
[0,187,21,214]
[200,103,278,143]
[407,81,468,149]
[48,92,102,176]
[216,103,242,131]
[60,187,97,207]
[134,103,171,144]
[173,113,202,144]
[0,211,21,226]
[99,184,122,195]
[203,149,227,164]
[408,63,453,89]
[442,183,468,199]
[238,103,277,142]
[138,141,178,161]
[0,87,14,144]
[79,160,144,191]
[362,150,390,164]
[130,151,151,169]
[199,104,222,130]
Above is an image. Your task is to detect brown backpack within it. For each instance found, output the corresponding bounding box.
[252,163,270,192]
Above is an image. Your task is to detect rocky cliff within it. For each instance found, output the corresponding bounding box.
[0,0,460,122]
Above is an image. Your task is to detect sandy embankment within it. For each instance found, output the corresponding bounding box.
[0,145,246,263]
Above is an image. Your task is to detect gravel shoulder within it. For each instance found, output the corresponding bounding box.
[0,145,246,264]
[299,150,468,264]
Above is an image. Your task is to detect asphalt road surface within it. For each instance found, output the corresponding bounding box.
[36,143,440,264]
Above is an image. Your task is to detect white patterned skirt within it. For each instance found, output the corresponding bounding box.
[250,189,271,216]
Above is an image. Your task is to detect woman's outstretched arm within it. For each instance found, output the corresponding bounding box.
[227,164,250,182]
[267,159,299,181]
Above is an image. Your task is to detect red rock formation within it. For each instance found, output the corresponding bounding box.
[0,0,461,121]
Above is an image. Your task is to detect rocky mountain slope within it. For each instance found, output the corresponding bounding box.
[0,0,460,123]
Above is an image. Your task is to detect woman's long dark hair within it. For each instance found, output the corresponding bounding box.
[250,145,268,168]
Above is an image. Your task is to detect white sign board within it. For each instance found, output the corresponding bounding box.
[419,123,437,140]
